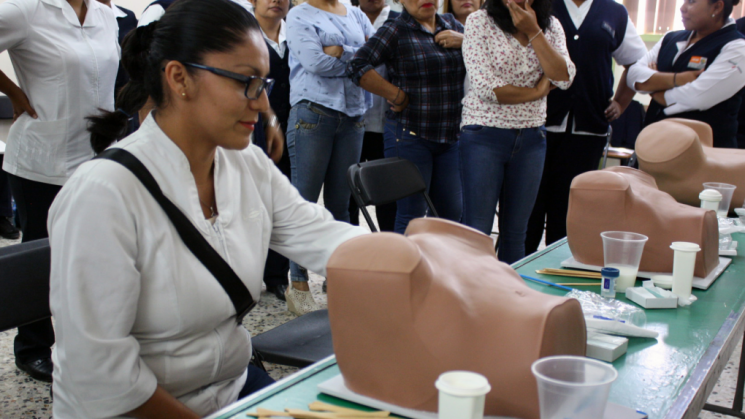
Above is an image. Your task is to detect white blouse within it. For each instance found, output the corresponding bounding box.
[461,10,575,129]
[48,115,367,418]
[0,0,120,185]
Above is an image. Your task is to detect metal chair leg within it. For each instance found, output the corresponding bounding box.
[702,329,745,418]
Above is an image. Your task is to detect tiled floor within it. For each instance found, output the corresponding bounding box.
[1,227,743,418]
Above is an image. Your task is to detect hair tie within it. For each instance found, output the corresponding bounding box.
[116,108,132,119]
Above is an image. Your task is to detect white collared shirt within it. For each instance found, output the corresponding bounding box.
[359,5,392,133]
[545,0,647,136]
[261,18,287,59]
[49,114,367,419]
[627,18,745,116]
[0,0,120,185]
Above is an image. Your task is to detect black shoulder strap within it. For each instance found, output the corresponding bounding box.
[96,148,256,323]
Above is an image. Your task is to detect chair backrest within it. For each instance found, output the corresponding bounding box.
[0,239,52,332]
[348,157,428,206]
[347,157,438,232]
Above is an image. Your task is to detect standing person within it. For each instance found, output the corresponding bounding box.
[627,0,745,149]
[445,0,482,26]
[459,0,575,264]
[524,0,646,254]
[96,0,137,94]
[0,0,119,382]
[250,0,294,300]
[54,0,366,417]
[285,0,374,313]
[348,0,467,234]
[347,0,399,231]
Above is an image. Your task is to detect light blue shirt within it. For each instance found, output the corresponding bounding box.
[287,3,375,117]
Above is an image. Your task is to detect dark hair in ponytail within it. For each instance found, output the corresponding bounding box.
[711,0,741,22]
[88,0,261,154]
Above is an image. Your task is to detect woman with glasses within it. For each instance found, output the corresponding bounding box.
[50,1,365,418]
[0,0,120,384]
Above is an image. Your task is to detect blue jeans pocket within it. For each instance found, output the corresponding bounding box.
[461,125,485,132]
[295,105,322,131]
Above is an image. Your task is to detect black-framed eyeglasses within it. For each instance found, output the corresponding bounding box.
[183,62,275,99]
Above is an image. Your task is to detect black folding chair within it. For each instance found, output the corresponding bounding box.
[251,310,332,368]
[0,239,51,333]
[347,157,438,232]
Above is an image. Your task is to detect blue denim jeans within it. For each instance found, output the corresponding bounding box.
[286,101,364,281]
[383,118,462,234]
[459,125,546,264]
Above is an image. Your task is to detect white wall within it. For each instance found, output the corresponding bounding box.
[0,0,153,83]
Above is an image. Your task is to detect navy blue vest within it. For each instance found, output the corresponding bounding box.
[146,0,177,13]
[547,0,627,134]
[267,42,291,133]
[644,25,745,148]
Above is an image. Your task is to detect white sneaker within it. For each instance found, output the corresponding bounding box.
[285,286,320,316]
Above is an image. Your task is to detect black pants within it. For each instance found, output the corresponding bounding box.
[7,173,60,363]
[348,132,396,232]
[0,156,12,218]
[525,131,607,254]
[263,134,291,288]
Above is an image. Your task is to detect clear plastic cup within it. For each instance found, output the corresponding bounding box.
[531,356,618,419]
[601,231,649,292]
[670,242,701,301]
[703,182,736,217]
[435,371,491,419]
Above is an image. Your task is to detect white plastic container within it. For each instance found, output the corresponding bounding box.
[435,371,491,419]
[670,242,701,301]
[699,189,723,212]
[531,356,618,419]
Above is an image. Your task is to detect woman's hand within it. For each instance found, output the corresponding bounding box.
[507,0,541,37]
[534,75,552,98]
[323,45,344,59]
[9,89,37,121]
[388,89,409,112]
[604,99,625,122]
[675,69,703,87]
[264,121,284,163]
[434,30,464,49]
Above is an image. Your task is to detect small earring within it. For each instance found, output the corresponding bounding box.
[181,92,186,97]
[712,13,716,17]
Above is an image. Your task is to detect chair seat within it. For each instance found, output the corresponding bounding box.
[251,309,332,368]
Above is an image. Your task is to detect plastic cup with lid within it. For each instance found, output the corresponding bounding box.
[702,183,736,217]
[601,231,648,292]
[435,371,491,419]
[531,356,618,419]
[670,241,701,301]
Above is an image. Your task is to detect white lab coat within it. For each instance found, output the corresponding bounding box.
[0,0,120,185]
[48,114,367,418]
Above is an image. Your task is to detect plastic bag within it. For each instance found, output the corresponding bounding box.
[565,289,647,327]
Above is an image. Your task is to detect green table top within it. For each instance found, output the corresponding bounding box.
[207,233,745,419]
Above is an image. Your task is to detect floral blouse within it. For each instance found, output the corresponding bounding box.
[461,10,576,129]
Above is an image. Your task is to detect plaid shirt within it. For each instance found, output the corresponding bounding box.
[348,10,466,143]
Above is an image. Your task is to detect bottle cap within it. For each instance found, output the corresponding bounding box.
[699,189,723,202]
[601,267,620,278]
